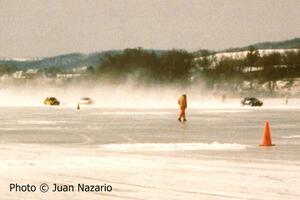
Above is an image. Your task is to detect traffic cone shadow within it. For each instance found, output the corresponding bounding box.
[260,121,275,146]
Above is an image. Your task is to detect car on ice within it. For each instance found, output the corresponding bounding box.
[78,97,94,105]
[44,97,60,106]
[241,97,263,107]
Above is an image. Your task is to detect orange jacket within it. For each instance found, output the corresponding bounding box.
[178,95,187,108]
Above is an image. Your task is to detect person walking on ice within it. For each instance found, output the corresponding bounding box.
[178,94,187,122]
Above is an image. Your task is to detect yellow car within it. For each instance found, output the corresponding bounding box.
[44,97,60,106]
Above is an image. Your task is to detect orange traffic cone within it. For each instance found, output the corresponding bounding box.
[260,121,275,146]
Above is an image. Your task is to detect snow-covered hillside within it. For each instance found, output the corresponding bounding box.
[0,57,42,61]
[215,49,299,59]
[195,49,299,61]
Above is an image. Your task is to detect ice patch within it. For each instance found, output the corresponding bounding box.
[17,120,63,125]
[0,127,70,130]
[101,111,172,115]
[281,135,300,139]
[200,110,251,113]
[98,142,247,152]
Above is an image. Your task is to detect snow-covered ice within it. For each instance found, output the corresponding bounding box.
[0,107,299,199]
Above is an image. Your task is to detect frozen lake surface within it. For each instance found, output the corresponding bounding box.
[0,107,300,199]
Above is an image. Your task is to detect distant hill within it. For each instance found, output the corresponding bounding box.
[1,37,299,69]
[0,52,112,70]
[223,37,300,52]
[0,49,166,70]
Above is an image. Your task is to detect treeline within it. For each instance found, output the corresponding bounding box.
[0,64,18,75]
[196,47,300,94]
[95,47,300,93]
[96,48,193,84]
[2,47,300,95]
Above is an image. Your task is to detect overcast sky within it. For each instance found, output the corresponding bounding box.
[1,0,300,58]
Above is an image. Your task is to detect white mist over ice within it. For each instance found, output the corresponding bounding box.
[0,82,299,108]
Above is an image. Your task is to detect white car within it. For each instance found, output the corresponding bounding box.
[78,97,94,105]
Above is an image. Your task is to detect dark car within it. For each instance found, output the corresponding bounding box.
[241,97,263,107]
[44,97,60,106]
